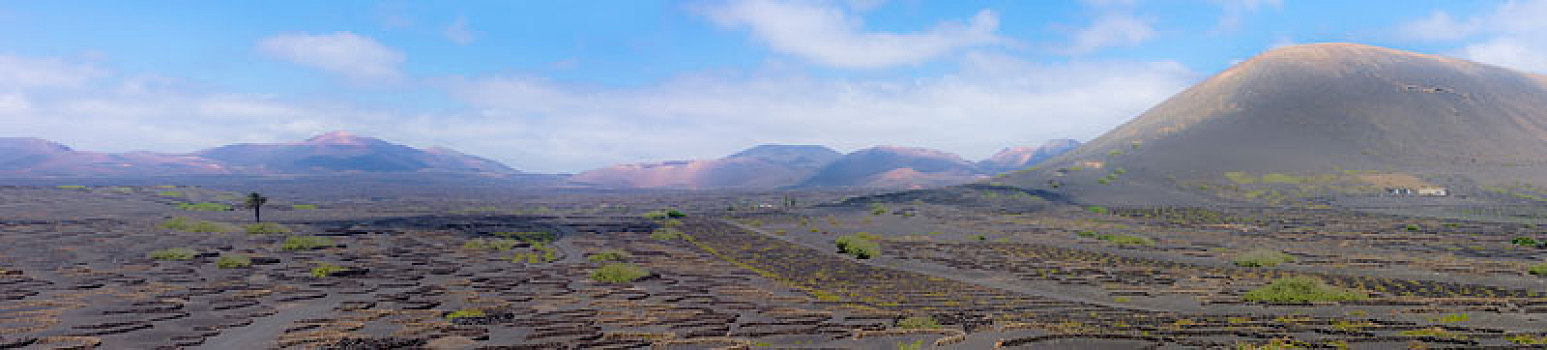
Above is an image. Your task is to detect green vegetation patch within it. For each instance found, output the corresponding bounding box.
[587,249,633,263]
[870,203,889,215]
[1398,327,1466,340]
[511,241,559,263]
[244,222,291,234]
[643,209,687,220]
[148,247,197,261]
[56,185,86,190]
[1097,234,1155,246]
[835,234,881,259]
[1233,249,1296,267]
[591,263,649,283]
[177,202,233,211]
[160,217,237,233]
[291,204,318,210]
[1529,263,1547,276]
[1508,334,1547,345]
[895,315,940,329]
[1243,277,1367,304]
[650,227,684,241]
[1430,313,1470,323]
[216,254,252,268]
[156,190,185,197]
[445,308,486,321]
[282,235,334,251]
[310,263,347,278]
[1260,173,1303,184]
[1224,172,1256,184]
[1085,205,1109,215]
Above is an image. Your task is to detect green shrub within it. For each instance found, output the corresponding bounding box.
[1261,173,1302,184]
[1076,231,1097,238]
[446,308,485,321]
[282,235,334,251]
[650,228,683,241]
[245,222,290,234]
[1085,205,1108,215]
[1098,234,1155,246]
[216,254,252,268]
[310,263,346,278]
[588,249,632,263]
[291,204,318,210]
[156,190,185,197]
[1430,313,1469,323]
[1233,249,1296,267]
[1405,224,1421,231]
[177,202,232,211]
[149,247,197,260]
[1508,334,1547,345]
[835,234,880,259]
[56,185,86,190]
[644,209,687,220]
[1243,277,1367,303]
[870,203,889,215]
[160,217,194,231]
[896,315,940,329]
[1511,237,1539,247]
[897,340,924,350]
[1530,263,1547,276]
[591,263,649,283]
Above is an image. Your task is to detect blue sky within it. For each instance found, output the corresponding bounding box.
[0,0,1542,172]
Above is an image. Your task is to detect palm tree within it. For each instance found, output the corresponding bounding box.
[245,192,268,222]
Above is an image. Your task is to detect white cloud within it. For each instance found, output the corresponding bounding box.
[0,55,105,89]
[1397,0,1547,73]
[701,0,1005,69]
[1211,0,1282,34]
[444,16,476,45]
[0,49,1195,173]
[256,32,404,82]
[1062,13,1154,55]
[445,53,1195,171]
[1400,11,1481,41]
[1463,37,1547,73]
[0,54,385,152]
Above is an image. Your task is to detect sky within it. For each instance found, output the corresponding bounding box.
[0,0,1543,173]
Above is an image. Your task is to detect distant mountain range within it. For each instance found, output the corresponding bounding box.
[0,131,515,177]
[567,139,1081,190]
[0,131,1078,189]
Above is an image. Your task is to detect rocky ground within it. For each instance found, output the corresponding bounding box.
[0,185,1545,348]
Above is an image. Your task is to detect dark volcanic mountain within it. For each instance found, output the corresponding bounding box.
[567,145,840,189]
[0,132,516,177]
[797,146,984,189]
[196,131,514,174]
[1000,43,1547,205]
[979,139,1082,173]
